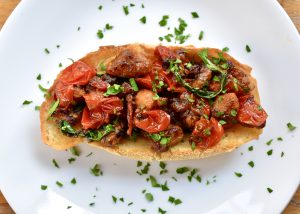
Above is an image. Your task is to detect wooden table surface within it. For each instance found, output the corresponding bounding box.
[0,0,299,213]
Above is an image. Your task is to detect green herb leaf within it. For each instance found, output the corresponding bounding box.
[59,63,62,67]
[222,47,229,52]
[47,100,59,118]
[129,78,139,91]
[158,207,167,214]
[267,187,273,193]
[130,3,135,7]
[248,161,255,168]
[196,175,202,183]
[70,178,77,184]
[234,172,243,177]
[281,151,285,157]
[98,5,103,10]
[105,23,113,30]
[267,149,273,156]
[159,162,166,169]
[56,181,63,187]
[230,109,237,117]
[90,164,102,176]
[36,74,41,80]
[68,157,76,164]
[159,15,169,27]
[219,120,227,125]
[44,48,50,54]
[161,181,169,191]
[38,84,48,93]
[70,146,80,156]
[141,209,146,212]
[277,137,283,141]
[89,202,95,207]
[198,30,204,40]
[248,146,254,151]
[97,29,104,39]
[140,16,147,24]
[174,199,182,205]
[119,197,124,202]
[41,185,47,190]
[176,167,190,174]
[104,84,124,96]
[123,5,129,15]
[86,124,115,141]
[60,120,77,135]
[245,45,251,53]
[287,122,296,131]
[145,193,154,201]
[266,139,273,146]
[35,106,40,111]
[137,161,143,167]
[128,202,133,206]
[22,100,33,105]
[191,12,199,18]
[52,159,59,168]
[112,195,117,203]
[149,175,160,188]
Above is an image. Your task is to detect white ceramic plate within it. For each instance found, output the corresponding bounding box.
[0,0,299,213]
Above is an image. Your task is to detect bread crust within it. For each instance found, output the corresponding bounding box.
[40,44,263,160]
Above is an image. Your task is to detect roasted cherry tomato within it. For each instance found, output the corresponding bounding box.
[89,77,110,91]
[135,75,152,89]
[54,81,74,109]
[192,117,224,148]
[134,110,171,133]
[83,91,123,114]
[81,107,109,129]
[237,95,267,128]
[60,61,96,85]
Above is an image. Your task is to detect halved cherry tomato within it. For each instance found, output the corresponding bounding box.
[83,91,123,114]
[60,61,96,85]
[54,81,74,108]
[192,117,224,148]
[237,95,267,128]
[81,107,109,129]
[135,75,152,89]
[134,110,171,133]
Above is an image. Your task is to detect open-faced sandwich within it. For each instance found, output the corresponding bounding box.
[40,44,268,160]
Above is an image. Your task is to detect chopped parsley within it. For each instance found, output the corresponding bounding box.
[196,175,202,183]
[35,106,40,111]
[198,30,204,40]
[52,159,59,168]
[149,175,160,188]
[161,181,170,191]
[70,146,80,156]
[68,157,76,164]
[145,192,154,201]
[176,167,190,174]
[36,74,41,80]
[44,48,50,54]
[104,84,124,96]
[159,15,169,27]
[130,3,135,7]
[112,195,117,203]
[141,209,146,212]
[281,152,285,157]
[105,23,113,30]
[141,3,145,8]
[248,146,254,151]
[137,161,143,167]
[70,178,77,184]
[159,161,168,175]
[248,161,255,168]
[128,202,133,206]
[168,196,182,205]
[90,164,102,176]
[267,187,273,193]
[245,45,251,53]
[47,100,59,118]
[158,207,167,214]
[266,139,273,146]
[119,197,124,202]
[56,181,63,187]
[230,109,237,117]
[129,78,139,91]
[98,5,103,10]
[77,26,81,31]
[41,185,47,190]
[123,5,129,15]
[89,202,95,207]
[267,149,273,156]
[59,63,62,67]
[97,29,104,39]
[191,12,199,18]
[277,137,283,141]
[140,16,147,24]
[85,124,115,141]
[171,177,178,182]
[234,172,243,177]
[22,100,33,105]
[222,47,229,52]
[219,120,227,125]
[137,162,150,175]
[287,122,296,131]
[38,84,48,93]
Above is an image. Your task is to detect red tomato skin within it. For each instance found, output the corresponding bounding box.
[134,110,171,133]
[81,107,109,130]
[54,81,74,109]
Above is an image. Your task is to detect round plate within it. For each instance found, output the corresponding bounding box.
[0,0,299,213]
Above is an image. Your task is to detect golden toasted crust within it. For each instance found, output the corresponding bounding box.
[40,43,263,160]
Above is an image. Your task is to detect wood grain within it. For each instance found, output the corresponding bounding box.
[0,0,299,213]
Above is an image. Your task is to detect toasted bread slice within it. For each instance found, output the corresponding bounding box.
[40,44,263,160]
